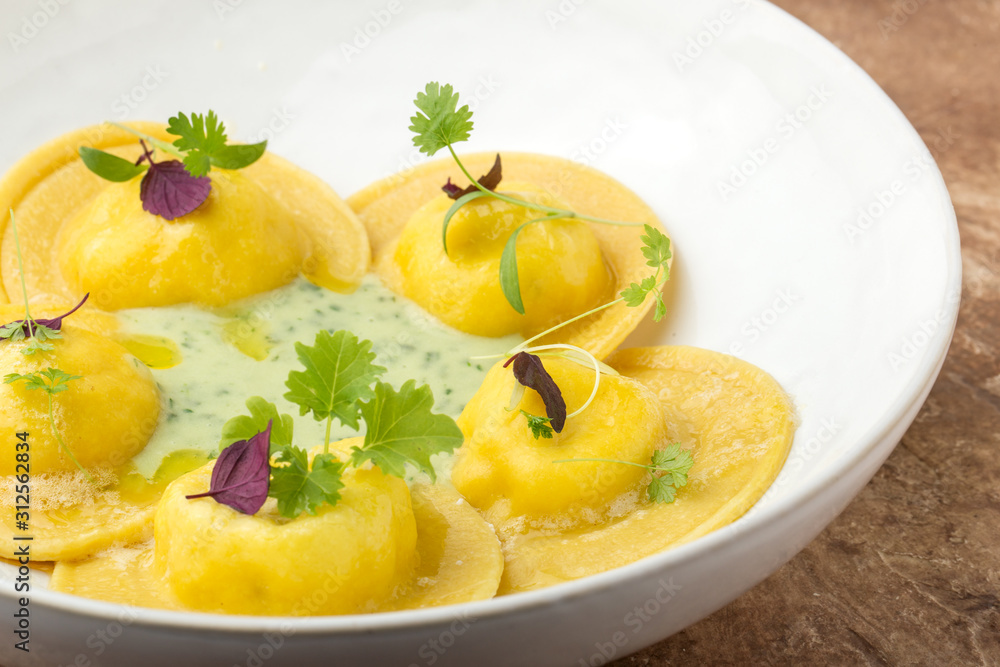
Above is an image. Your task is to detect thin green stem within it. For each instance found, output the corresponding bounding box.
[445,145,643,227]
[8,210,34,336]
[511,297,624,354]
[323,415,333,456]
[572,213,644,227]
[446,145,570,216]
[47,392,94,484]
[109,122,184,159]
[552,457,651,470]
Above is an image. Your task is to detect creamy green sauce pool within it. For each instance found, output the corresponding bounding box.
[119,276,519,478]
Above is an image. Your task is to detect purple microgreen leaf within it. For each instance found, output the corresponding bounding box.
[33,293,89,331]
[504,352,567,433]
[442,153,503,200]
[1,293,89,352]
[140,159,212,221]
[186,421,272,514]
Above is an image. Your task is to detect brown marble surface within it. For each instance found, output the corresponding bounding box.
[618,1,1000,665]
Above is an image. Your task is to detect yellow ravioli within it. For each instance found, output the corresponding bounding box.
[50,478,504,614]
[0,324,160,476]
[347,152,671,359]
[0,122,369,308]
[456,346,796,594]
[453,356,669,525]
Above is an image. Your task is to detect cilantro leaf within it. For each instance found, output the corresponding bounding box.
[647,474,681,504]
[554,444,693,505]
[654,292,667,322]
[651,444,694,487]
[186,422,272,515]
[520,410,554,439]
[640,224,672,271]
[284,330,387,431]
[269,446,345,518]
[409,82,474,156]
[78,147,148,182]
[350,380,463,482]
[167,111,228,177]
[220,396,294,454]
[620,275,658,307]
[647,444,694,504]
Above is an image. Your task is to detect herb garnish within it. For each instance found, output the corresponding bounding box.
[219,396,295,453]
[186,421,273,514]
[189,330,462,519]
[442,154,502,200]
[554,444,695,505]
[79,111,267,220]
[4,368,92,483]
[269,445,346,518]
[409,81,653,314]
[478,224,670,438]
[505,351,566,434]
[520,410,554,440]
[350,379,465,482]
[0,210,88,355]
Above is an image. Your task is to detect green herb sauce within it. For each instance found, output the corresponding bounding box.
[119,276,518,478]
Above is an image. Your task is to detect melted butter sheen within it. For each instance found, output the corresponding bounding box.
[119,276,519,478]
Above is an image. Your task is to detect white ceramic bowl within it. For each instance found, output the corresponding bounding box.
[0,0,959,665]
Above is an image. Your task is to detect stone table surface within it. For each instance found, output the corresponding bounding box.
[617,0,1000,665]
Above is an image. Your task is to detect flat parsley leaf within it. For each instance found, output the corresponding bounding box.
[647,444,694,504]
[520,410,554,440]
[284,330,387,430]
[409,82,474,156]
[269,446,345,518]
[350,380,463,482]
[220,396,294,454]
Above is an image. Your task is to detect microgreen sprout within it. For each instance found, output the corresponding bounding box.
[79,111,267,220]
[409,82,653,314]
[193,330,462,519]
[0,210,90,355]
[4,368,93,483]
[554,444,694,504]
